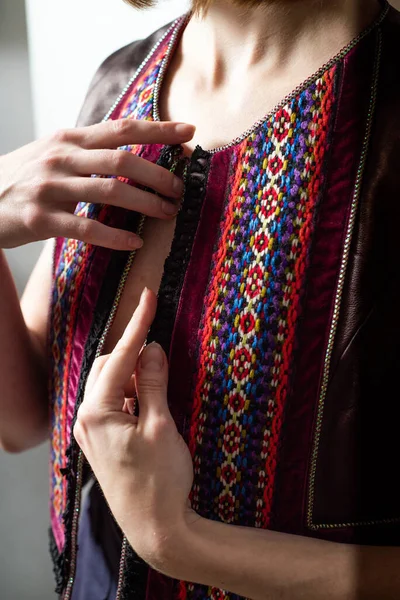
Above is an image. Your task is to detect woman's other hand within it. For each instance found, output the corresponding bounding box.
[74,288,195,568]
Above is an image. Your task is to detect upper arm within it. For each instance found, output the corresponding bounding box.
[20,238,54,362]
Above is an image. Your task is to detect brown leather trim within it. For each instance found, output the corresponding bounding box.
[308,30,383,531]
[307,9,400,540]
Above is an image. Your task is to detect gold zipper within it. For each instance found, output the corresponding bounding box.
[115,537,129,600]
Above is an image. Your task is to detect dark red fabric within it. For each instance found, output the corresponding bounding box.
[270,33,378,541]
[54,237,64,274]
[145,571,174,600]
[68,244,113,424]
[166,148,233,434]
[145,149,233,600]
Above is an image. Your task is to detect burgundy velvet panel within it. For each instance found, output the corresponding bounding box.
[167,148,233,434]
[145,571,175,600]
[66,245,113,433]
[270,33,378,540]
[145,149,233,600]
[53,237,64,275]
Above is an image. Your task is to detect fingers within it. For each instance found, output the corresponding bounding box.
[49,213,143,250]
[85,354,109,395]
[70,119,195,150]
[72,146,184,199]
[123,398,139,422]
[70,176,180,219]
[124,374,137,400]
[135,342,169,421]
[97,287,157,403]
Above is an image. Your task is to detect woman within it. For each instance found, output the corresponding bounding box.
[2,0,400,598]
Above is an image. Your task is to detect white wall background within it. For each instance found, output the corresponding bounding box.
[26,0,189,138]
[0,1,53,599]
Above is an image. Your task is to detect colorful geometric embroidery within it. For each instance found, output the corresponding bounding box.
[48,23,178,551]
[180,67,338,600]
[49,202,103,550]
[49,13,340,599]
[117,35,168,122]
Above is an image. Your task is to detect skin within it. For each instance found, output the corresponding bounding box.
[2,0,399,597]
[161,0,381,152]
[0,119,195,451]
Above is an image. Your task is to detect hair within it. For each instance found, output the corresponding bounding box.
[124,0,266,14]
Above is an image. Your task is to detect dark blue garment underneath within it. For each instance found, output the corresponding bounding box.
[72,483,122,600]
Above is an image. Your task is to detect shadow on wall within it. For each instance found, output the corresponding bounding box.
[0,0,55,599]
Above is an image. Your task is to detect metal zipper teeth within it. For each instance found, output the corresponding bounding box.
[62,450,85,600]
[306,29,383,532]
[152,14,190,123]
[62,219,146,600]
[152,2,389,155]
[115,535,128,600]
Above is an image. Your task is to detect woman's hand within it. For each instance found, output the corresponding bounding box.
[74,288,195,569]
[0,120,194,250]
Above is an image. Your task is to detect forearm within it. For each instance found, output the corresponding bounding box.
[159,516,400,600]
[0,250,48,452]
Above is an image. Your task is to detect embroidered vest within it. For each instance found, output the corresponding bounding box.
[49,4,400,599]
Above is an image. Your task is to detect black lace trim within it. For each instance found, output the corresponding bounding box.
[49,527,65,596]
[119,543,150,600]
[122,146,211,599]
[147,145,211,351]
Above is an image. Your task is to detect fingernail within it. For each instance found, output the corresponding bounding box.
[162,199,179,216]
[172,176,184,197]
[128,235,143,249]
[175,123,195,137]
[139,286,148,305]
[140,342,164,372]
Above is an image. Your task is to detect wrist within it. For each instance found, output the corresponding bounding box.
[134,509,204,580]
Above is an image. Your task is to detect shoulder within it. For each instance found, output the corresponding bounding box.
[76,22,173,127]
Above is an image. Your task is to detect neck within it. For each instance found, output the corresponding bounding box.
[185,0,382,81]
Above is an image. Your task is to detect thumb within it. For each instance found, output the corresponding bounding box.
[136,342,169,418]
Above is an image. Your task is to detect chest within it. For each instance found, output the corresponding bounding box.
[103,217,176,354]
[160,61,303,154]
